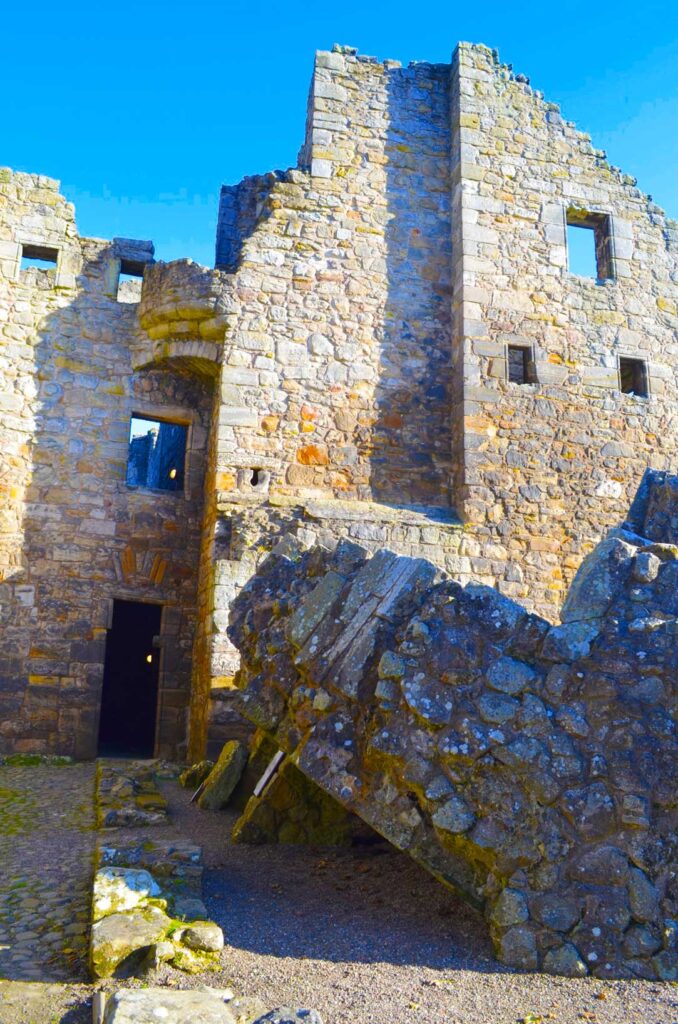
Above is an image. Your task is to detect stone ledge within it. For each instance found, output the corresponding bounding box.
[217,495,462,529]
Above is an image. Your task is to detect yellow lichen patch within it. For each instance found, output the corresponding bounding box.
[260,415,279,434]
[216,472,236,491]
[590,310,626,326]
[211,676,237,690]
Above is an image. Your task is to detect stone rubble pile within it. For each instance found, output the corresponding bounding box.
[96,760,170,828]
[90,838,223,978]
[183,730,355,845]
[228,471,677,979]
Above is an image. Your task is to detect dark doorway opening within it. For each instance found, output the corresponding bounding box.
[98,599,162,757]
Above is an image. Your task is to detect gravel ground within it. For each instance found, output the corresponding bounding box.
[0,767,674,1024]
[148,780,677,1024]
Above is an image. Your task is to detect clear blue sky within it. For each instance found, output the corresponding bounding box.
[3,1,677,266]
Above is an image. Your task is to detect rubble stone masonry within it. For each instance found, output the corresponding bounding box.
[0,40,675,758]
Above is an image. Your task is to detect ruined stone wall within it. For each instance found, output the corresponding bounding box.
[228,471,678,979]
[215,173,282,273]
[190,49,462,756]
[214,49,456,508]
[0,170,211,757]
[451,43,678,614]
[191,495,463,759]
[2,41,676,760]
[190,42,677,755]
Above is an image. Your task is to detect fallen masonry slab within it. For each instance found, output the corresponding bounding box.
[93,990,325,1024]
[94,988,238,1024]
[198,740,248,810]
[228,470,678,979]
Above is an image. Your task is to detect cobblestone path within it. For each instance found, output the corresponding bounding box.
[0,764,96,982]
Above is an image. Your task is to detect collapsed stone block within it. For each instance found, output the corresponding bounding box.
[198,740,248,811]
[179,760,215,789]
[96,988,238,1024]
[228,482,678,979]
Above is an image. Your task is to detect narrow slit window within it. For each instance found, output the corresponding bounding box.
[20,244,59,272]
[117,258,145,303]
[566,209,614,280]
[126,415,188,492]
[619,357,649,398]
[507,345,532,385]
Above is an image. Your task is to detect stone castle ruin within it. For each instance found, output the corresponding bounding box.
[0,42,676,772]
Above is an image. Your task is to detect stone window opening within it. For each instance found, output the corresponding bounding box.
[507,344,534,386]
[20,243,59,273]
[618,356,649,398]
[117,258,146,303]
[566,209,614,281]
[126,414,189,492]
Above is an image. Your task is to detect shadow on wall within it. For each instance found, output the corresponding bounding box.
[0,247,213,761]
[368,63,454,509]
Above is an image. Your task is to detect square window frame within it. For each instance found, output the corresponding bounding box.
[617,355,650,399]
[565,207,615,283]
[116,257,146,303]
[18,242,60,278]
[125,409,193,497]
[505,343,536,386]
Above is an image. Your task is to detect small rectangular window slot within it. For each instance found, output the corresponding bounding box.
[619,357,649,398]
[126,415,188,492]
[20,244,59,272]
[117,259,146,303]
[507,345,533,385]
[566,209,614,281]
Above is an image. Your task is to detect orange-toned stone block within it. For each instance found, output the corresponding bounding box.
[297,444,329,466]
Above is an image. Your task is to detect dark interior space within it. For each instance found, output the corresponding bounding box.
[98,598,162,757]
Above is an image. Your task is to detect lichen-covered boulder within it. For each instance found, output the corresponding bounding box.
[90,906,172,978]
[181,920,225,952]
[228,473,678,979]
[198,741,247,811]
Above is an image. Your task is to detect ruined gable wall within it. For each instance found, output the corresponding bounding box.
[0,170,211,757]
[451,44,678,615]
[214,50,456,508]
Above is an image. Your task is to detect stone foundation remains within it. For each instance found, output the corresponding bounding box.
[228,471,677,979]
